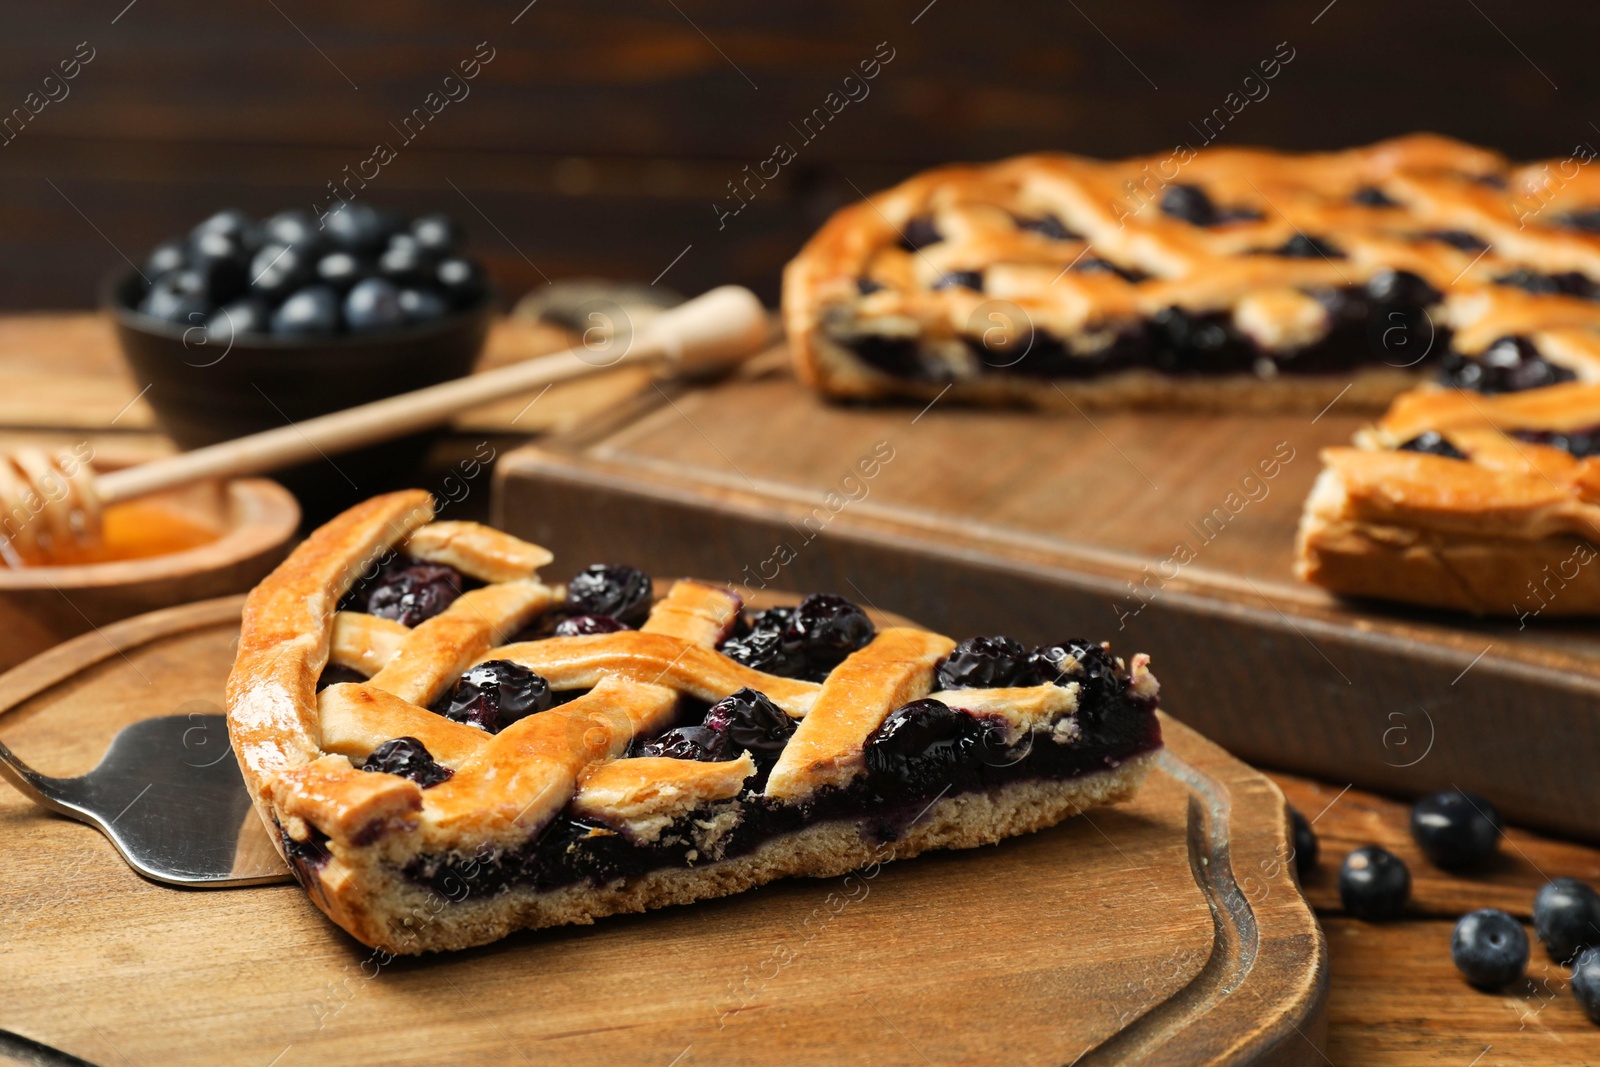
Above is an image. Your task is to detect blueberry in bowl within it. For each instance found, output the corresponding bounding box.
[105,203,495,520]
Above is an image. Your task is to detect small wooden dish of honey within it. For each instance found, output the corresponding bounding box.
[0,477,297,672]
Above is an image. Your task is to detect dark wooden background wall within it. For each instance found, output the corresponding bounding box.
[0,1,1595,309]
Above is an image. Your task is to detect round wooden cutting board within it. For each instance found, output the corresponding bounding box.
[0,596,1328,1067]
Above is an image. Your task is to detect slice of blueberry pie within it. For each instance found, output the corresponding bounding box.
[226,491,1163,952]
[785,134,1600,411]
[1296,383,1600,614]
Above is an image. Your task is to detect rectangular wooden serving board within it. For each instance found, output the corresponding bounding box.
[495,358,1600,843]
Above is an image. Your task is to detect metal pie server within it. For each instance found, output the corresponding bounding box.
[0,713,289,887]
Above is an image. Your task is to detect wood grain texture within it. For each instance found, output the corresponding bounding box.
[493,365,1600,843]
[0,597,1325,1066]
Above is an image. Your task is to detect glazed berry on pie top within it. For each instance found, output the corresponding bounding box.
[1396,431,1467,460]
[360,558,465,626]
[554,613,630,636]
[719,595,876,681]
[439,659,553,733]
[565,564,653,625]
[360,737,453,788]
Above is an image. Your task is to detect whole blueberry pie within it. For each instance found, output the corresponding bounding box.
[226,491,1163,953]
[1297,383,1600,614]
[784,134,1600,411]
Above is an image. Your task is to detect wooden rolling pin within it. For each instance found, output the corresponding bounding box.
[6,285,770,555]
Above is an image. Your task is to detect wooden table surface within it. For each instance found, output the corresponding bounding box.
[3,313,1600,1065]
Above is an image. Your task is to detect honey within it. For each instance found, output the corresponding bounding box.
[6,501,222,567]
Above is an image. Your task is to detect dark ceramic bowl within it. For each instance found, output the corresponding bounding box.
[105,272,493,524]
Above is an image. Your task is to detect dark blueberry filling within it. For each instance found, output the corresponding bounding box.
[931,269,983,292]
[1421,229,1488,252]
[719,596,874,681]
[555,614,630,636]
[900,215,942,251]
[316,664,369,691]
[565,564,652,625]
[1557,209,1600,234]
[436,659,553,733]
[1072,257,1149,283]
[1015,213,1079,240]
[1437,335,1577,394]
[1159,185,1258,227]
[857,277,885,296]
[1397,431,1467,460]
[935,636,1029,689]
[1352,185,1399,207]
[839,262,1457,382]
[341,556,468,627]
[1272,233,1345,259]
[402,682,1162,899]
[1495,268,1600,301]
[361,737,453,788]
[631,688,796,790]
[278,822,332,884]
[1510,424,1600,458]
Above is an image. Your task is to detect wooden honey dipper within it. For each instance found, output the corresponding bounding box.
[0,285,771,565]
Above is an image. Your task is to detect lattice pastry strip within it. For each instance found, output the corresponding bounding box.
[1298,382,1600,614]
[227,489,1164,953]
[784,134,1600,412]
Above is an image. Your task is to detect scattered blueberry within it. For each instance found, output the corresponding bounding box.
[565,564,652,625]
[399,287,449,323]
[364,560,463,625]
[554,614,628,636]
[1339,846,1411,920]
[900,215,942,251]
[271,285,342,337]
[360,737,453,787]
[1160,184,1220,227]
[1495,268,1599,301]
[857,277,885,296]
[411,214,461,255]
[139,270,211,324]
[1573,946,1600,1022]
[1352,185,1398,207]
[1397,432,1468,460]
[1451,909,1529,990]
[1274,233,1344,259]
[1290,806,1318,879]
[1411,790,1501,869]
[1025,639,1119,690]
[440,659,552,733]
[936,636,1030,690]
[344,277,406,333]
[1533,878,1600,963]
